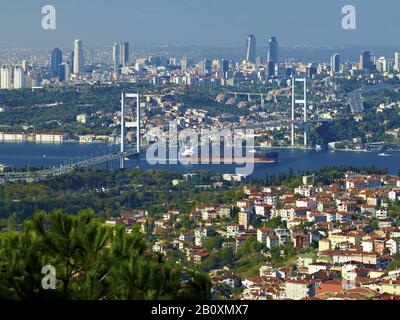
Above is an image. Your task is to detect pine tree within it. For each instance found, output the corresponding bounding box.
[0,209,211,300]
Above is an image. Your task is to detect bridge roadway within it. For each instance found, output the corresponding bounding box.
[0,149,138,183]
[347,84,400,114]
[236,118,334,129]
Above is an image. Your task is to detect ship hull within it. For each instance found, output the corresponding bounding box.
[184,152,279,164]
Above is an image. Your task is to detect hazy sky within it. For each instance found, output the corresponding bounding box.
[0,0,399,48]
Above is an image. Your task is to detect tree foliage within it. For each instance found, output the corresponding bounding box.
[0,210,210,300]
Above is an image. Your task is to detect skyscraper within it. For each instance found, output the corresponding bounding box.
[0,67,12,89]
[376,57,388,73]
[267,61,275,77]
[13,67,24,89]
[51,48,62,78]
[331,53,340,73]
[180,57,191,71]
[246,35,256,64]
[112,42,120,72]
[73,39,84,74]
[119,42,129,67]
[201,59,212,76]
[58,63,70,82]
[69,51,74,74]
[221,59,229,78]
[21,60,29,73]
[359,51,373,71]
[395,52,400,72]
[268,36,278,63]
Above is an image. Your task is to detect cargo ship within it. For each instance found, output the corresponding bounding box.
[180,145,279,163]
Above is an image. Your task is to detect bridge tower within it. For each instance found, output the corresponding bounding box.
[120,92,141,169]
[291,77,307,148]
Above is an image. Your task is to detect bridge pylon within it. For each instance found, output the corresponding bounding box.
[120,92,141,169]
[291,77,308,148]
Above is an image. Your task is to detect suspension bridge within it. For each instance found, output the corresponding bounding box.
[0,149,139,183]
[0,92,142,183]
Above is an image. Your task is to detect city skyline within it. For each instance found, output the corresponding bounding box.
[1,0,400,48]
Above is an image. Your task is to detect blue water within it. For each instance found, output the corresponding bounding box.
[0,142,399,176]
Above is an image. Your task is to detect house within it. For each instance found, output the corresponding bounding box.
[292,234,310,248]
[193,250,210,264]
[226,225,243,238]
[308,262,330,274]
[374,238,387,255]
[152,241,173,254]
[296,199,317,210]
[257,228,274,243]
[328,232,362,248]
[285,279,317,300]
[255,204,272,218]
[316,279,343,296]
[380,278,400,295]
[295,185,316,197]
[239,208,254,229]
[361,240,374,253]
[378,218,395,229]
[336,212,353,224]
[375,209,388,220]
[388,190,400,202]
[323,250,383,267]
[337,200,357,212]
[211,274,237,288]
[217,205,232,219]
[386,238,400,255]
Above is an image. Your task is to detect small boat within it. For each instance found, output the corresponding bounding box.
[378,153,390,157]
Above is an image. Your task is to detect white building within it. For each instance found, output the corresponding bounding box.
[386,238,400,255]
[0,132,28,142]
[13,67,25,89]
[0,67,12,89]
[35,133,66,143]
[73,39,84,74]
[285,279,316,300]
[395,52,400,71]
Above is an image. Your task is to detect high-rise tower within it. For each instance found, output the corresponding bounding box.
[268,36,278,63]
[73,39,84,74]
[13,67,24,89]
[0,67,12,89]
[359,51,373,71]
[395,52,400,71]
[58,63,70,82]
[119,42,129,67]
[331,53,340,73]
[51,48,62,78]
[113,42,120,72]
[246,35,256,64]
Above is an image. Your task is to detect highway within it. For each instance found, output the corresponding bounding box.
[347,84,398,114]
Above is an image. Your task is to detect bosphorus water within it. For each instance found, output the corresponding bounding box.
[0,142,399,176]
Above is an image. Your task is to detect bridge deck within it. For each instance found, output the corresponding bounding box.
[0,150,138,182]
